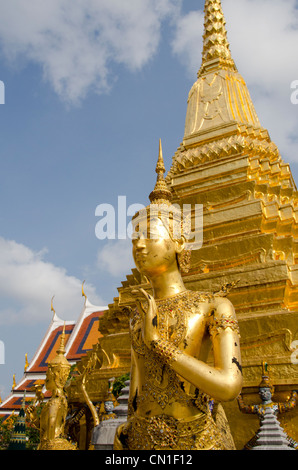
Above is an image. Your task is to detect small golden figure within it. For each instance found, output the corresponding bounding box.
[26,325,76,450]
[237,362,297,449]
[114,142,243,450]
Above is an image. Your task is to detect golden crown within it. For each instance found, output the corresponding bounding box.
[48,323,71,371]
[259,362,274,391]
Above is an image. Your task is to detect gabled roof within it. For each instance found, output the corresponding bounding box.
[65,298,105,361]
[26,315,75,373]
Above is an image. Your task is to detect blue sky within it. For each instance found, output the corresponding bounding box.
[0,0,298,399]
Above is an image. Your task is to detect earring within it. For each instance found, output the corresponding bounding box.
[178,248,192,274]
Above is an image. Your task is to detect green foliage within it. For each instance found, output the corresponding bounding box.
[25,401,44,449]
[25,419,40,450]
[112,373,130,398]
[0,401,45,450]
[0,414,17,450]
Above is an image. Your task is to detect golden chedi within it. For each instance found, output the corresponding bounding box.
[114,141,243,450]
[26,325,77,450]
[165,0,298,447]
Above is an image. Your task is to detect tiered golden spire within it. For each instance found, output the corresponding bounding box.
[56,323,66,356]
[182,0,263,146]
[149,139,172,205]
[199,0,237,76]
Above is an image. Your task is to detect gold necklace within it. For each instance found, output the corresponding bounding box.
[130,290,213,356]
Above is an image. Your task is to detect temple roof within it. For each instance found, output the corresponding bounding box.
[66,298,105,361]
[26,315,75,374]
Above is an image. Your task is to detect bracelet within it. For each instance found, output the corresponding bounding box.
[151,339,182,365]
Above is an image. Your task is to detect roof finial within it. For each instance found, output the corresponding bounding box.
[24,353,29,371]
[82,280,87,301]
[149,139,172,204]
[51,295,56,318]
[199,0,237,76]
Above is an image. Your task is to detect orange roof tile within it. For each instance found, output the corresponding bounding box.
[66,310,105,361]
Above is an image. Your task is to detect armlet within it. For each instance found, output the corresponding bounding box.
[208,315,240,338]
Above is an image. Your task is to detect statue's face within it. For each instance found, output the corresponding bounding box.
[45,368,55,392]
[45,365,68,392]
[259,387,272,402]
[104,400,114,413]
[132,218,179,277]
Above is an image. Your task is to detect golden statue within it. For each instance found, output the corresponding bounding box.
[114,141,243,450]
[238,362,297,419]
[26,324,77,450]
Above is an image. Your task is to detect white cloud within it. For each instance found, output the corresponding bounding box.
[0,0,296,161]
[172,0,298,162]
[96,239,134,278]
[0,0,181,104]
[0,237,105,325]
[171,10,204,76]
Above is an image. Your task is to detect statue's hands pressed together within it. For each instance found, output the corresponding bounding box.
[25,404,36,421]
[131,288,159,348]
